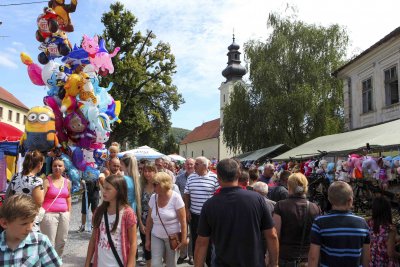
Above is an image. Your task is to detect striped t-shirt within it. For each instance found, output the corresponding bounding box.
[310,210,370,267]
[184,171,219,215]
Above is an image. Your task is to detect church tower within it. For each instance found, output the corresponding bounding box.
[218,35,247,159]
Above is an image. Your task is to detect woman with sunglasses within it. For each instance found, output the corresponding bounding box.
[40,157,71,257]
[145,172,187,267]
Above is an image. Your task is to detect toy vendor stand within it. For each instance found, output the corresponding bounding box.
[0,122,23,206]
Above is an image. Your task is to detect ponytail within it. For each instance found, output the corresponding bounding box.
[22,150,44,175]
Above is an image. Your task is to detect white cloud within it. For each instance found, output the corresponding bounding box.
[0,53,18,69]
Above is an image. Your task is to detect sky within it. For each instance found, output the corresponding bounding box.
[0,0,400,131]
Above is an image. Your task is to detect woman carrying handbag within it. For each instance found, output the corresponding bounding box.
[145,172,187,267]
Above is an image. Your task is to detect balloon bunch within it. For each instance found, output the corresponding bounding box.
[20,1,122,192]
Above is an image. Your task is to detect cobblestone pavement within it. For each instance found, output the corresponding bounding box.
[62,198,193,266]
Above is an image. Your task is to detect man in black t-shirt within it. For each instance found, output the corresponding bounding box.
[195,158,279,267]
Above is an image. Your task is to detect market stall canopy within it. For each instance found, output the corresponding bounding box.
[119,145,167,160]
[237,144,291,162]
[0,122,23,142]
[168,154,186,162]
[273,119,400,160]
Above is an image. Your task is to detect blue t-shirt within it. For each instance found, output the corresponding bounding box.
[310,210,370,266]
[124,175,136,212]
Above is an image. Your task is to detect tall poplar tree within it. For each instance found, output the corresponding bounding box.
[223,12,349,153]
[100,2,184,149]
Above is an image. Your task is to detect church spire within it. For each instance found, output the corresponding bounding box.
[221,35,247,82]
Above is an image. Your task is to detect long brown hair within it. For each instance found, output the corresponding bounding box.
[371,196,392,233]
[93,175,128,232]
[22,150,44,175]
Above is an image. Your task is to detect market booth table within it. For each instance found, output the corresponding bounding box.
[0,122,24,205]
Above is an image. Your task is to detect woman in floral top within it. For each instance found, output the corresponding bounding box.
[7,150,44,232]
[369,196,400,266]
[139,163,156,267]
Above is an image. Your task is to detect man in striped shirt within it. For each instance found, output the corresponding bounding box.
[308,181,370,267]
[184,156,219,265]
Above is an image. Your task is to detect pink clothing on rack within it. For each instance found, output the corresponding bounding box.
[42,176,69,212]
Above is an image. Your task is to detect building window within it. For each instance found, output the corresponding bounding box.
[23,115,27,124]
[223,94,225,103]
[191,151,193,157]
[362,78,373,113]
[384,66,399,105]
[201,150,204,156]
[8,110,12,121]
[0,107,2,118]
[16,113,20,123]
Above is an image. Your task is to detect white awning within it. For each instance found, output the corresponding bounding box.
[273,119,400,160]
[119,145,168,160]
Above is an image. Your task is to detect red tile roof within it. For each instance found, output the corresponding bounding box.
[0,86,29,111]
[180,118,220,144]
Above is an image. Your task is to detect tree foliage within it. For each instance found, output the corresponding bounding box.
[161,133,179,155]
[223,12,349,153]
[100,2,184,149]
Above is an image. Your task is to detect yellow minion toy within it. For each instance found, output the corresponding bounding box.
[20,106,59,152]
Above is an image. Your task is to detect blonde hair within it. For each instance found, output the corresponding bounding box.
[328,181,353,206]
[154,172,173,191]
[109,145,120,153]
[287,173,308,196]
[120,153,142,218]
[0,195,39,222]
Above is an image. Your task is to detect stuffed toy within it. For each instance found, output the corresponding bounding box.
[61,73,81,112]
[64,111,95,148]
[362,156,379,180]
[335,160,349,182]
[48,0,77,32]
[81,35,120,75]
[326,162,335,182]
[20,106,59,153]
[78,72,97,104]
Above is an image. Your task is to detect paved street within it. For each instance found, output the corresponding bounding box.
[62,197,193,266]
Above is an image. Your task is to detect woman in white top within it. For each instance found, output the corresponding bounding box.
[145,172,187,267]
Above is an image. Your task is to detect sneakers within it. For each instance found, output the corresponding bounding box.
[177,256,187,264]
[77,225,85,233]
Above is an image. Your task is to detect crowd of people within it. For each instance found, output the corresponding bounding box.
[1,145,400,267]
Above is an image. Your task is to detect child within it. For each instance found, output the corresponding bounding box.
[105,145,120,171]
[85,174,137,267]
[308,181,370,267]
[0,195,62,266]
[368,196,400,265]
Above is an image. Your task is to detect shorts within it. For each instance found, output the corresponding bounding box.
[81,190,99,215]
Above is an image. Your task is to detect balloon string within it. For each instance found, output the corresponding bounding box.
[0,1,48,7]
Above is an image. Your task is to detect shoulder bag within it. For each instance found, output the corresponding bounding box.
[44,177,65,211]
[155,194,182,250]
[104,211,124,267]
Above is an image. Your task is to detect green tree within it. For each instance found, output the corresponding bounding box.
[223,12,349,153]
[100,2,184,149]
[161,133,179,155]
